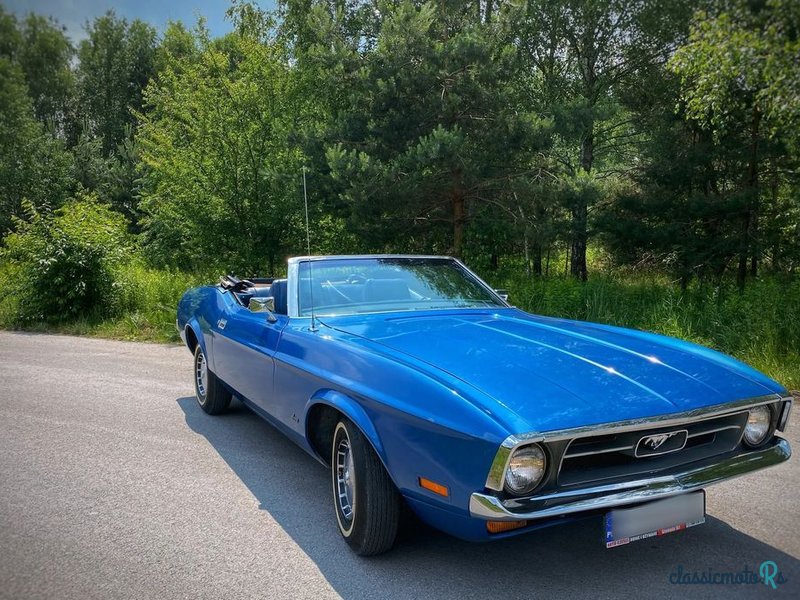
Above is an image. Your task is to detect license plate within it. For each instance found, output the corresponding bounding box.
[605,491,705,548]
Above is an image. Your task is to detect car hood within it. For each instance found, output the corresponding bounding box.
[324,309,785,433]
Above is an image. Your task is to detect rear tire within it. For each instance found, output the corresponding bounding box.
[331,419,400,556]
[193,345,231,415]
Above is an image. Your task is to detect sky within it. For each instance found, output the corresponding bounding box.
[5,1,275,43]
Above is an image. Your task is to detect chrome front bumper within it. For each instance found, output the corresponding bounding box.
[470,437,791,521]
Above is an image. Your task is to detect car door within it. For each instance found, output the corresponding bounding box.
[212,294,288,415]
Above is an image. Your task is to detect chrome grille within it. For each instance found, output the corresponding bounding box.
[558,411,749,487]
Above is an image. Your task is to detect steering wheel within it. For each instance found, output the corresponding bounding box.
[346,273,367,284]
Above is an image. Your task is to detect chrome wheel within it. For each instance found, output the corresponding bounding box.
[191,343,231,415]
[195,349,208,399]
[334,423,356,533]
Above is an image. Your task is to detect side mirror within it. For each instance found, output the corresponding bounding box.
[495,289,510,302]
[249,296,278,322]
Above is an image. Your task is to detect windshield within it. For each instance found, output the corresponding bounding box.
[297,257,505,317]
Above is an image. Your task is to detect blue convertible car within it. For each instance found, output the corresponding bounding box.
[177,255,792,555]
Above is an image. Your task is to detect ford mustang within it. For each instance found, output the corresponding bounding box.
[176,255,792,555]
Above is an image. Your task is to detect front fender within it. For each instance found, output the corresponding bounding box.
[177,285,223,371]
[276,322,512,519]
[304,389,387,465]
[303,386,507,518]
[184,319,208,357]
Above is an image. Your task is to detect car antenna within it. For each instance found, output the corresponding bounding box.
[303,165,318,332]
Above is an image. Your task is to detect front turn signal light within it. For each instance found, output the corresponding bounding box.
[418,477,449,497]
[487,520,528,534]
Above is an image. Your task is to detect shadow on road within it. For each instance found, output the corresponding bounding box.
[177,396,798,599]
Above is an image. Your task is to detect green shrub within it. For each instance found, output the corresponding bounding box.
[104,262,210,341]
[490,271,800,389]
[1,195,130,322]
[0,260,19,326]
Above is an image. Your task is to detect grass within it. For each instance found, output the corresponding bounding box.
[1,259,798,389]
[0,261,209,344]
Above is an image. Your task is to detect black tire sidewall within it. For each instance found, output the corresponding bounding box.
[330,418,400,555]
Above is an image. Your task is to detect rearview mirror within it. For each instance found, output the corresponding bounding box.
[249,296,277,322]
[495,289,509,302]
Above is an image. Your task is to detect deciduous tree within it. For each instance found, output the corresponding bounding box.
[670,0,800,284]
[139,11,307,273]
[76,12,157,154]
[0,58,73,234]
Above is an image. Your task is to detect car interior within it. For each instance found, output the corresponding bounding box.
[219,275,289,315]
[221,271,425,317]
[298,278,412,314]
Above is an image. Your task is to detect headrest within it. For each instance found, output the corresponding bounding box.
[270,279,288,315]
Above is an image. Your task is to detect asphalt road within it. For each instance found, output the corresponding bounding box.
[0,331,798,599]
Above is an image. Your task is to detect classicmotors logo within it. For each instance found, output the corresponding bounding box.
[669,561,787,589]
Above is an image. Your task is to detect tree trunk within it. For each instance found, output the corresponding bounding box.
[739,105,761,287]
[737,215,749,288]
[564,244,570,276]
[452,183,465,259]
[533,243,543,276]
[770,160,780,271]
[580,130,594,173]
[570,130,593,282]
[748,106,761,278]
[545,245,551,277]
[570,205,588,282]
[523,224,531,275]
[749,211,759,277]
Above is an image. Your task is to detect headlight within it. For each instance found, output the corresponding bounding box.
[743,404,773,447]
[504,444,546,495]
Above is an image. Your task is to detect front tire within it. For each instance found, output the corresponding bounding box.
[331,419,400,556]
[193,345,231,415]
